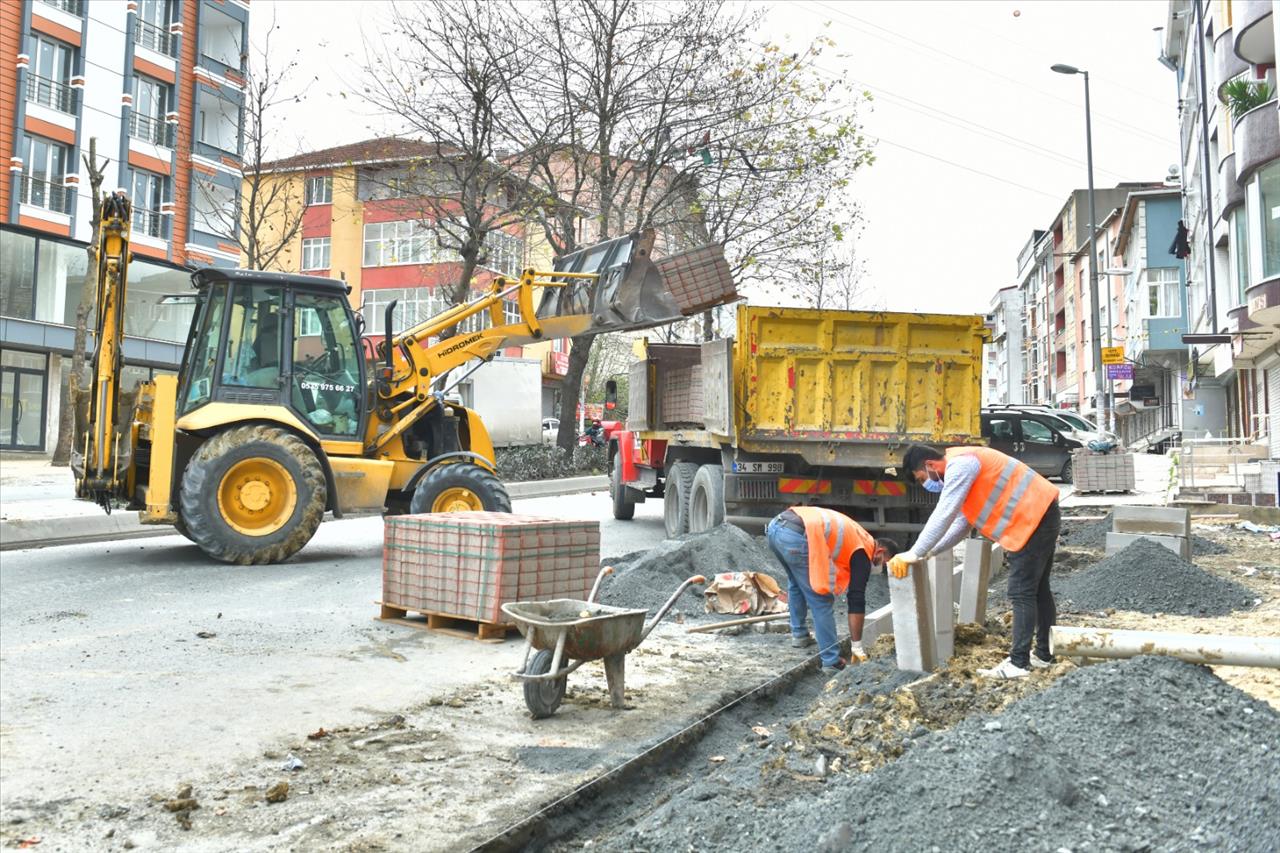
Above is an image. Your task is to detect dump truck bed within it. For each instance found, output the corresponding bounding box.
[734,306,986,448]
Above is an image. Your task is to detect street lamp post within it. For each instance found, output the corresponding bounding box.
[1051,63,1106,433]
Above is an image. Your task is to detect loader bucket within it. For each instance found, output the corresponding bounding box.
[536,229,737,336]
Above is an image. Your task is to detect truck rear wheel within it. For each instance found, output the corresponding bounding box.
[687,464,726,533]
[610,460,635,520]
[663,461,697,538]
[410,463,512,514]
[180,425,327,565]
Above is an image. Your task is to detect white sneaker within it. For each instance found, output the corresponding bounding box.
[1030,653,1053,670]
[979,657,1030,679]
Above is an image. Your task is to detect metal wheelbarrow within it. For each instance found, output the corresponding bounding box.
[501,567,705,718]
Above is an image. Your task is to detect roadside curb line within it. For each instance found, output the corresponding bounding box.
[0,475,611,551]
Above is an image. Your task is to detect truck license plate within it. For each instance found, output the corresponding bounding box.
[734,462,784,473]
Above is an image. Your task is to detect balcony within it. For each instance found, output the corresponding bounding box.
[1235,100,1280,184]
[25,74,75,114]
[132,207,167,240]
[18,175,73,214]
[134,18,176,58]
[129,112,175,148]
[1234,0,1276,66]
[1246,276,1280,326]
[1215,28,1250,100]
[1218,152,1244,219]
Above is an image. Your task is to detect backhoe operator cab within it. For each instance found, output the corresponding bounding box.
[181,270,364,439]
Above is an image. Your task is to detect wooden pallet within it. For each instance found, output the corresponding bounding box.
[376,602,514,643]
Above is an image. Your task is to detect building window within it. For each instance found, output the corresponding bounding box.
[196,88,239,153]
[135,0,176,56]
[305,176,332,206]
[129,75,175,147]
[130,169,169,239]
[198,4,243,68]
[1147,268,1180,318]
[41,0,84,15]
[19,135,71,214]
[1259,162,1280,280]
[360,287,517,335]
[483,229,524,278]
[362,220,437,267]
[25,34,76,113]
[301,237,330,271]
[192,179,236,238]
[1233,208,1250,304]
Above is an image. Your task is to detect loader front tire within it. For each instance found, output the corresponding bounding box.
[410,463,511,514]
[180,425,327,565]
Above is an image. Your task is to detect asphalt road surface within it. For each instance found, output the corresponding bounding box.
[0,491,744,816]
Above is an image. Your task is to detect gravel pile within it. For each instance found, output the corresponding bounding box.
[579,657,1280,852]
[1055,538,1254,616]
[597,524,788,617]
[1058,513,1229,556]
[598,524,892,620]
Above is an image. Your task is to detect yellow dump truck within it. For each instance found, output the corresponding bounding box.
[606,305,988,541]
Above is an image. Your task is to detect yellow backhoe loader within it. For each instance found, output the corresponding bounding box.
[73,191,735,564]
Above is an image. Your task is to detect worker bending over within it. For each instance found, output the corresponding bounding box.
[892,444,1060,679]
[766,506,900,671]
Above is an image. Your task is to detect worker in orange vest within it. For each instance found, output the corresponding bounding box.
[891,444,1061,679]
[765,506,901,670]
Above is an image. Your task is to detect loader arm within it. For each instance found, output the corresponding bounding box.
[75,192,135,509]
[369,229,736,455]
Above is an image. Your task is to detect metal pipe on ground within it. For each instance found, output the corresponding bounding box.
[1050,626,1280,668]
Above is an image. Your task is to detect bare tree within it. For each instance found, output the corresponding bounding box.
[360,1,551,312]
[51,138,108,467]
[790,230,873,312]
[192,13,309,270]
[499,1,873,447]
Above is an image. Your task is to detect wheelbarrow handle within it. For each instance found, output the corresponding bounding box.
[641,575,706,641]
[588,565,614,604]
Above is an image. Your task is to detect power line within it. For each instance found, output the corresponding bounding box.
[801,0,1173,146]
[870,133,1061,201]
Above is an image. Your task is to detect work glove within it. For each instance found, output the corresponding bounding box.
[849,642,868,662]
[888,550,922,578]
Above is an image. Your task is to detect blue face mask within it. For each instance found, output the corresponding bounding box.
[922,476,944,494]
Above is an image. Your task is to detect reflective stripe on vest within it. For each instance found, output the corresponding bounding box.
[946,446,1058,553]
[791,506,875,596]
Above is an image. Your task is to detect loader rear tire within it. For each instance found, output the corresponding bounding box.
[180,425,327,565]
[410,463,511,514]
[663,461,697,538]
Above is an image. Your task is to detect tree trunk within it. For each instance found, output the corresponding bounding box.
[555,332,597,450]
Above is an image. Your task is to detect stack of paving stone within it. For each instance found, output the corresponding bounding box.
[383,512,601,625]
[1072,449,1135,493]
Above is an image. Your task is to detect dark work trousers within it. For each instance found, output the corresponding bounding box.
[1005,500,1061,669]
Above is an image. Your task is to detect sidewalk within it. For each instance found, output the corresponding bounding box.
[0,458,607,550]
[1057,451,1174,509]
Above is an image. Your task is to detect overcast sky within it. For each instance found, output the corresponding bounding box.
[249,0,1178,315]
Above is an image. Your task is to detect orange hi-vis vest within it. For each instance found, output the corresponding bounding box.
[945,446,1058,553]
[791,506,876,596]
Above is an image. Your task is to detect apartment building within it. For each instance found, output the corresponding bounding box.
[1162,0,1278,459]
[254,137,573,419]
[983,286,1025,406]
[0,0,248,452]
[1016,229,1054,405]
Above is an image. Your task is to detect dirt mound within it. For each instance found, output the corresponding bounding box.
[580,657,1280,852]
[1055,537,1255,616]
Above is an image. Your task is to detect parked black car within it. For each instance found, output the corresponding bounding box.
[981,407,1081,482]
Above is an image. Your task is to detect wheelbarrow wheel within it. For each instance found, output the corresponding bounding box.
[523,649,567,719]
